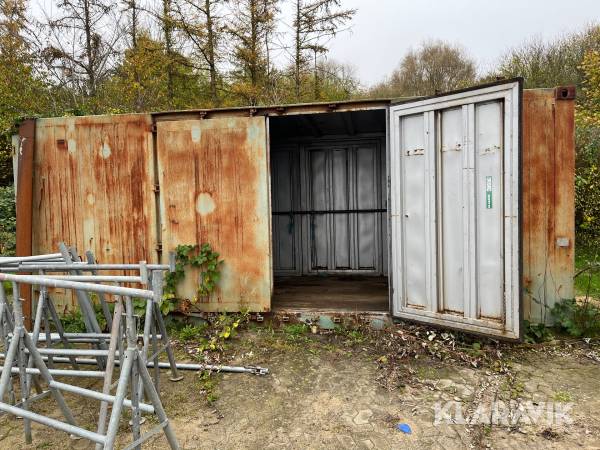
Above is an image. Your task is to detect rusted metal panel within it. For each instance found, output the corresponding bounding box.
[156,117,272,312]
[152,99,390,122]
[16,119,36,327]
[32,114,156,310]
[522,89,575,324]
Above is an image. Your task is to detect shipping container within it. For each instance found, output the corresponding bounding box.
[15,79,575,339]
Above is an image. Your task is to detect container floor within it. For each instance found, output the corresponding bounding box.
[272,275,389,311]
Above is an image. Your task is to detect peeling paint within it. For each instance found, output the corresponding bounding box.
[196,192,216,216]
[101,142,112,159]
[191,126,201,142]
[67,139,76,154]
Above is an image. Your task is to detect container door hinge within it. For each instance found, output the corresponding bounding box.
[156,243,163,252]
[150,124,158,133]
[153,184,160,193]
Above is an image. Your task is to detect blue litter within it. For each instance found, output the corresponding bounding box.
[396,423,412,434]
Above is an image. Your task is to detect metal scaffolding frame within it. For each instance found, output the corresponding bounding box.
[0,273,180,449]
[0,247,269,448]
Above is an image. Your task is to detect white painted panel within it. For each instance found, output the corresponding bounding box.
[400,114,428,308]
[390,80,521,340]
[475,101,503,320]
[440,108,465,314]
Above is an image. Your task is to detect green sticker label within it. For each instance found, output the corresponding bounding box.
[486,176,493,209]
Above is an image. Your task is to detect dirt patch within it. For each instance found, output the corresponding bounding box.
[1,325,600,449]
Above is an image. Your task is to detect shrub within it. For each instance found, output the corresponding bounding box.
[551,298,600,337]
[0,185,16,255]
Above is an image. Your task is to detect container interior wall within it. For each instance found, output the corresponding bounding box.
[269,110,389,311]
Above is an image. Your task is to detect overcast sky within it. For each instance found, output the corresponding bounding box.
[323,0,600,87]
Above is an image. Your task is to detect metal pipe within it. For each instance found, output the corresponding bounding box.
[12,263,172,271]
[0,253,63,264]
[2,274,144,283]
[0,366,105,378]
[29,348,111,357]
[104,347,135,447]
[0,273,154,299]
[0,403,106,444]
[0,318,21,401]
[32,332,162,341]
[96,298,123,450]
[136,350,180,450]
[145,361,270,375]
[85,251,113,329]
[49,380,155,413]
[58,244,104,343]
[0,353,269,375]
[21,323,79,427]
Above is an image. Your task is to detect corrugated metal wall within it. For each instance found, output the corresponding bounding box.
[32,114,156,310]
[156,117,271,312]
[23,89,574,322]
[390,80,522,340]
[522,89,575,324]
[271,137,387,276]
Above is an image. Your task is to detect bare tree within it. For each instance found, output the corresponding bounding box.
[226,0,279,105]
[161,0,176,100]
[40,0,123,107]
[172,0,224,106]
[369,40,476,98]
[122,0,140,48]
[290,0,355,100]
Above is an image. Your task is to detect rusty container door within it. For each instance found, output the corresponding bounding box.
[522,88,575,324]
[32,114,157,309]
[156,117,272,312]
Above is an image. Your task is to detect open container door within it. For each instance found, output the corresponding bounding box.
[156,116,272,312]
[389,79,522,340]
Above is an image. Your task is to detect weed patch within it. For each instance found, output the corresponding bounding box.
[551,298,600,337]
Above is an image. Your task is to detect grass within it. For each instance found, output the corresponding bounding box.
[574,246,600,299]
[282,323,309,339]
[196,370,220,404]
[176,323,208,342]
[553,390,573,402]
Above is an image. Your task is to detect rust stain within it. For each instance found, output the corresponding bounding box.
[32,114,156,310]
[522,90,575,324]
[157,117,271,312]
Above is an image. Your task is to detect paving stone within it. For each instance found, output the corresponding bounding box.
[353,409,374,425]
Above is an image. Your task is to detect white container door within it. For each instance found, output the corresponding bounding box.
[389,80,521,340]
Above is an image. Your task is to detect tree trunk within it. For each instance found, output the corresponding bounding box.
[83,0,96,99]
[131,0,138,48]
[163,0,174,103]
[249,0,258,103]
[313,49,319,100]
[205,0,218,106]
[294,0,301,101]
